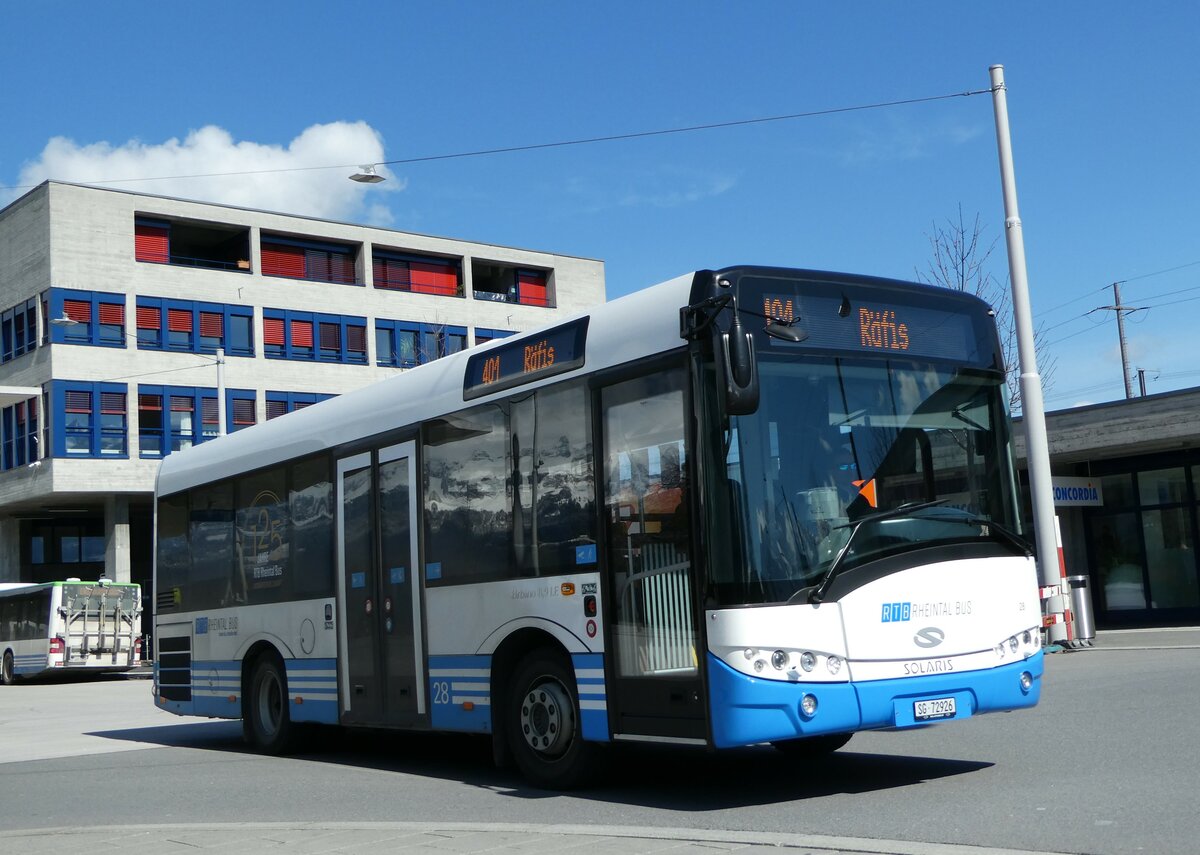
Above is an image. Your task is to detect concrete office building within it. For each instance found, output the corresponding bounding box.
[0,181,606,607]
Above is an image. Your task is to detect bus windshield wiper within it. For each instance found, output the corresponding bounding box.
[802,500,949,605]
[917,510,1034,557]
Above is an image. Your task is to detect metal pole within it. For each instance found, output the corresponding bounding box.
[989,65,1067,644]
[1113,282,1133,398]
[216,347,227,437]
[1137,368,1147,397]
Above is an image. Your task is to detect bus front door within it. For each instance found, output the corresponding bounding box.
[336,443,426,727]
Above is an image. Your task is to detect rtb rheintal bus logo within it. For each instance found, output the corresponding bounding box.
[881,602,912,622]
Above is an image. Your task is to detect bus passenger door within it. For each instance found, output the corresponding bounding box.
[336,443,425,727]
[600,367,707,741]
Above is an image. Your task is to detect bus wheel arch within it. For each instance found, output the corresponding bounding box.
[492,632,598,789]
[240,642,298,755]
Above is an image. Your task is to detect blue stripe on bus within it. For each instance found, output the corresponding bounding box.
[707,651,1045,749]
[13,654,48,675]
[286,657,338,724]
[429,654,492,732]
[572,652,609,742]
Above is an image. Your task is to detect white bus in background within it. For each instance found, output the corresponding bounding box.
[153,265,1043,788]
[0,580,143,684]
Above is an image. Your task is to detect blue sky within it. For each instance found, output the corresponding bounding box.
[2,2,1197,409]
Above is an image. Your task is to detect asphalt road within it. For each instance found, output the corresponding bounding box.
[0,644,1196,854]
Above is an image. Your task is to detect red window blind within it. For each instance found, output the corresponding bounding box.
[64,390,92,412]
[347,325,366,353]
[136,307,161,330]
[170,396,193,412]
[27,398,36,419]
[138,394,163,412]
[98,303,125,325]
[291,320,314,348]
[16,402,24,421]
[373,257,411,290]
[517,271,549,307]
[261,243,306,279]
[100,392,126,415]
[232,399,256,425]
[201,398,219,425]
[266,400,288,420]
[263,317,285,346]
[199,312,224,338]
[329,252,356,284]
[319,322,340,351]
[305,250,332,282]
[135,224,170,263]
[410,261,458,296]
[293,400,314,411]
[167,309,193,332]
[63,300,92,323]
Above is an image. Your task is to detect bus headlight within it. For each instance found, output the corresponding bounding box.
[826,655,842,675]
[800,693,818,717]
[1019,671,1034,693]
[800,651,816,672]
[771,650,788,670]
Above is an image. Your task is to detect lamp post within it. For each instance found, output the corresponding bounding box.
[50,315,227,438]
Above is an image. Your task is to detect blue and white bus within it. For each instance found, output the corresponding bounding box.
[153,266,1043,787]
[2,579,142,683]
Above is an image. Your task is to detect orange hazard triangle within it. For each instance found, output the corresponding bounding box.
[852,478,878,508]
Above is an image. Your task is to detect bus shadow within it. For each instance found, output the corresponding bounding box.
[89,723,991,808]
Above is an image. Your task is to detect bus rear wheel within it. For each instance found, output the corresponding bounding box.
[506,651,597,789]
[243,654,297,755]
[1,650,15,686]
[772,732,853,757]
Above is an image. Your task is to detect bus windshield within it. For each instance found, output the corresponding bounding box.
[717,354,1022,606]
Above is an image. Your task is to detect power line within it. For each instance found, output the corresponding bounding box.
[0,87,995,192]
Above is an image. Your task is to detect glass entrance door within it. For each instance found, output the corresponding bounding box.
[600,366,706,739]
[336,443,425,726]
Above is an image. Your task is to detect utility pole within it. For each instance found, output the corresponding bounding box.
[1095,282,1142,399]
[989,65,1066,644]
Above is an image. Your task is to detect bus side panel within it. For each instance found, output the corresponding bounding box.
[286,658,339,724]
[12,642,50,678]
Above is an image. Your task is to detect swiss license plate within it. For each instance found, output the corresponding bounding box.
[913,697,956,721]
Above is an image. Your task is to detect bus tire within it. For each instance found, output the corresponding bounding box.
[506,651,597,789]
[772,732,853,757]
[243,653,297,755]
[1,650,15,686]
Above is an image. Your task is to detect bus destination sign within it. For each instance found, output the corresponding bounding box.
[760,291,983,365]
[464,317,589,399]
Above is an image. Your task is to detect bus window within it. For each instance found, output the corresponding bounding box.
[290,456,334,599]
[157,492,189,611]
[236,466,289,603]
[190,483,235,609]
[534,382,596,575]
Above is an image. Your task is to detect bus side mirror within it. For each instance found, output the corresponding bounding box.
[719,310,759,415]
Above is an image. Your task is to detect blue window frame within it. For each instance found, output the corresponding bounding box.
[474,327,515,346]
[48,290,126,348]
[52,381,127,459]
[1,397,39,471]
[263,309,366,364]
[1,298,40,364]
[375,319,467,367]
[137,385,255,457]
[265,391,335,420]
[135,297,254,357]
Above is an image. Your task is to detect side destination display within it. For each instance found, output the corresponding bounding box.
[464,317,589,399]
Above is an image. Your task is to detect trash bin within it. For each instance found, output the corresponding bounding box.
[1066,575,1095,647]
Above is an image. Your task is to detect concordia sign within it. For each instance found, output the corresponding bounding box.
[1051,476,1104,507]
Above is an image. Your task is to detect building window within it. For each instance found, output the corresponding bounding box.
[265,391,335,420]
[471,261,554,307]
[134,219,170,263]
[263,310,365,364]
[1,397,39,471]
[134,215,251,271]
[2,298,39,363]
[53,382,127,459]
[261,236,359,285]
[375,319,466,367]
[136,298,254,357]
[372,251,462,296]
[138,385,255,457]
[474,327,515,347]
[47,290,126,348]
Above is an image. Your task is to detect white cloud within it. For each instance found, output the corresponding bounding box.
[10,122,399,221]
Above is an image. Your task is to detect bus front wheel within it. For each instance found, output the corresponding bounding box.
[243,654,297,755]
[505,651,597,789]
[1,650,15,686]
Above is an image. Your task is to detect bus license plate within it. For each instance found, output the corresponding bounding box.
[913,697,956,721]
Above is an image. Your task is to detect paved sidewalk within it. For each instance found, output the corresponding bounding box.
[1085,626,1200,650]
[0,822,1077,855]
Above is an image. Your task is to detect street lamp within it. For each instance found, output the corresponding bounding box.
[50,315,228,437]
[349,164,386,184]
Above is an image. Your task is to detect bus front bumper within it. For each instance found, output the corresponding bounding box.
[707,650,1044,749]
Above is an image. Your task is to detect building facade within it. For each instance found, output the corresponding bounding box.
[0,182,605,609]
[1015,387,1200,628]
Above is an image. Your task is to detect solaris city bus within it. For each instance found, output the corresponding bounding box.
[153,266,1043,787]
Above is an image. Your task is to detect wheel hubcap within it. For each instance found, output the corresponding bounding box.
[258,671,282,736]
[519,678,573,757]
